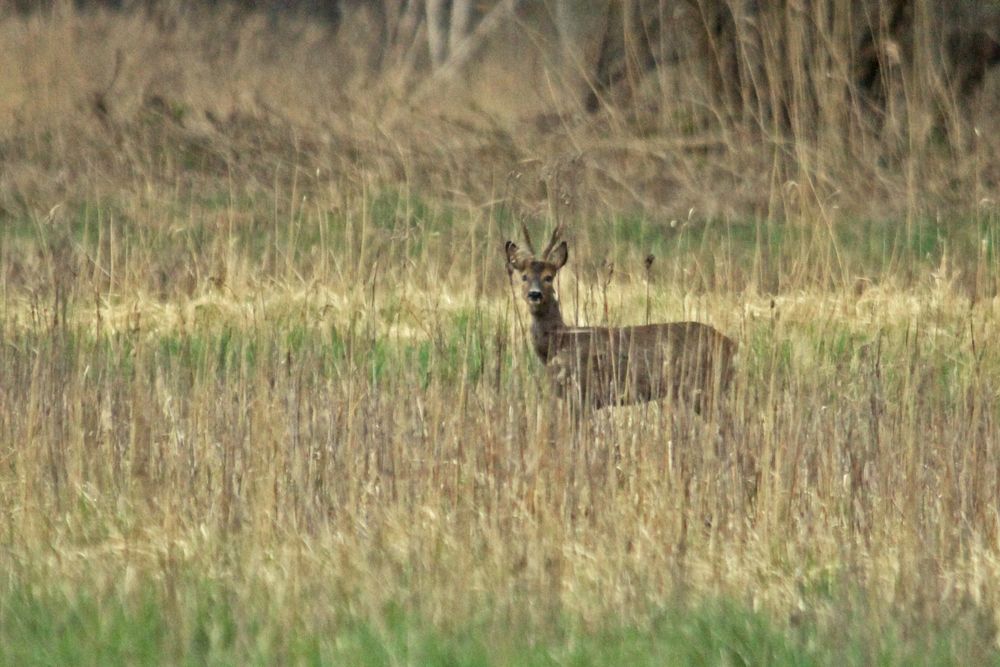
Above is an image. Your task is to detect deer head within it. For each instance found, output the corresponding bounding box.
[505,223,567,314]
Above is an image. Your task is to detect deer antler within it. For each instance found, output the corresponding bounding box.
[541,222,565,260]
[518,218,536,254]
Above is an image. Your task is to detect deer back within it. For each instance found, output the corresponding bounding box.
[547,321,736,410]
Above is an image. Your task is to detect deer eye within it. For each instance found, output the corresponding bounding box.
[543,275,554,283]
[521,274,528,282]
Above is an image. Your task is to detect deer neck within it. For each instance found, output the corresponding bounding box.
[529,298,566,363]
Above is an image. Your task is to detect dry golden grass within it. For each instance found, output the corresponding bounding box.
[2,2,1000,663]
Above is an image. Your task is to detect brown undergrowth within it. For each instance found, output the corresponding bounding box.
[2,2,1000,662]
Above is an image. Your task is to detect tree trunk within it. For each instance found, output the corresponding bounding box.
[449,0,474,54]
[426,0,449,68]
[554,0,612,109]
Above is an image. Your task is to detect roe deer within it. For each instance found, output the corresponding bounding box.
[505,225,736,413]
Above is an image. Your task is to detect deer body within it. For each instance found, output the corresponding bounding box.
[506,231,735,411]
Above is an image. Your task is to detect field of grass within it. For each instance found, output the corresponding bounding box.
[3,185,1000,664]
[3,3,1000,665]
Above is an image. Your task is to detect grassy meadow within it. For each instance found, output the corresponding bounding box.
[3,3,1000,665]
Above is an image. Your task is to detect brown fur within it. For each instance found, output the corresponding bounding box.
[506,237,736,411]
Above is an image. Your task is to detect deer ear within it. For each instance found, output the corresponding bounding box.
[548,241,568,269]
[505,241,528,271]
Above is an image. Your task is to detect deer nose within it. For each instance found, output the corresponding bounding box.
[527,289,543,302]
